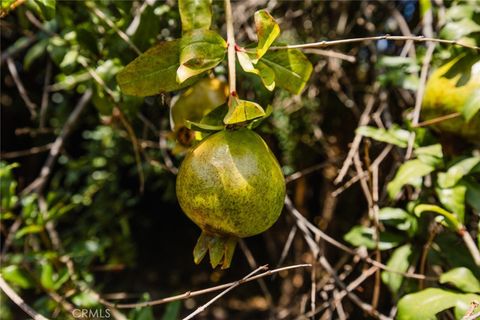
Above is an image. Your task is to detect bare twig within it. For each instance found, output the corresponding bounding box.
[224,0,237,96]
[462,230,480,267]
[303,48,356,63]
[6,57,38,119]
[1,143,53,159]
[87,5,141,55]
[21,90,93,195]
[99,264,311,309]
[334,84,378,185]
[414,112,461,128]
[40,61,53,129]
[183,265,268,320]
[285,196,432,280]
[406,6,435,159]
[318,256,392,320]
[114,107,145,193]
[238,240,273,304]
[0,275,49,320]
[270,35,480,51]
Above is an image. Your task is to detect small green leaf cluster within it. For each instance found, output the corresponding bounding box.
[117,0,313,130]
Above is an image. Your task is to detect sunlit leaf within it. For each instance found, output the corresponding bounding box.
[440,19,480,40]
[117,40,201,96]
[1,265,34,289]
[436,184,466,224]
[397,288,480,320]
[437,157,480,189]
[462,89,480,122]
[237,51,275,91]
[179,0,212,32]
[343,226,403,250]
[254,10,280,61]
[414,204,461,231]
[378,207,417,236]
[27,0,56,21]
[387,160,435,199]
[259,49,312,94]
[440,267,480,293]
[185,120,223,133]
[356,125,410,147]
[381,244,412,297]
[177,30,226,83]
[223,98,266,125]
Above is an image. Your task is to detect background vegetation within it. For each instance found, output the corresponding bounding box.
[1,0,479,319]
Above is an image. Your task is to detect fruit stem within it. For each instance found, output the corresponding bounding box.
[224,0,237,102]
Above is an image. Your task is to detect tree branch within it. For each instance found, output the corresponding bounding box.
[224,0,237,97]
[270,35,480,51]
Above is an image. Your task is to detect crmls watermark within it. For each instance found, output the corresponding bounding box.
[72,308,112,319]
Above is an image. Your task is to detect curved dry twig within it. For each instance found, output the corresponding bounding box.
[98,264,311,309]
[0,275,50,320]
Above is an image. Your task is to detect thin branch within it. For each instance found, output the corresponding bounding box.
[99,264,311,309]
[40,61,53,129]
[1,143,53,159]
[318,256,392,320]
[182,265,268,320]
[414,112,461,128]
[461,230,480,267]
[270,35,480,51]
[6,57,38,119]
[334,84,378,184]
[224,0,237,96]
[285,196,433,280]
[87,5,141,55]
[405,41,435,158]
[302,48,356,63]
[21,90,93,195]
[0,275,49,320]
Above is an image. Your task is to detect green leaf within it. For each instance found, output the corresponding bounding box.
[223,98,266,125]
[381,244,412,297]
[397,288,480,320]
[1,265,34,289]
[463,179,480,212]
[356,125,410,147]
[436,184,466,224]
[237,51,275,91]
[24,39,49,70]
[414,204,461,231]
[185,120,223,133]
[259,49,312,94]
[462,89,480,122]
[179,0,212,32]
[440,267,480,293]
[117,39,201,96]
[27,0,56,21]
[414,144,444,167]
[440,19,480,40]
[15,225,44,239]
[177,30,226,83]
[161,301,181,320]
[254,10,280,61]
[387,160,435,199]
[343,226,403,250]
[446,5,476,21]
[40,261,55,290]
[438,157,480,189]
[0,162,19,211]
[378,207,417,236]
